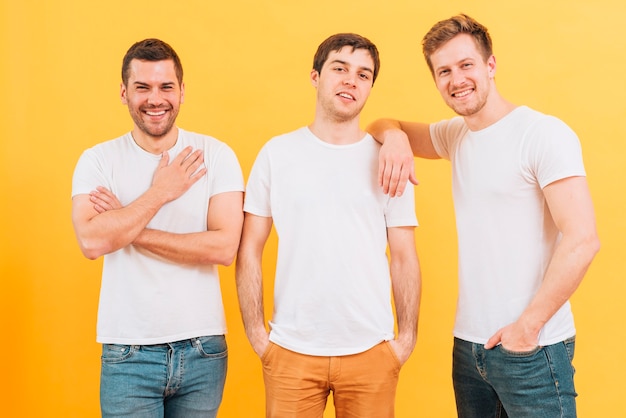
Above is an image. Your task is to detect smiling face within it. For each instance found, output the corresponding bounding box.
[430,33,496,118]
[311,47,375,123]
[120,58,184,148]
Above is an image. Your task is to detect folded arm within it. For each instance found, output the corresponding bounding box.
[132,191,243,266]
[235,213,273,357]
[387,226,421,365]
[485,176,600,350]
[72,147,206,260]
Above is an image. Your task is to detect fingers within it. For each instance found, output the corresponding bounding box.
[378,147,419,197]
[379,160,418,197]
[90,189,114,210]
[170,146,205,178]
[393,164,419,197]
[89,187,123,212]
[378,155,402,195]
[484,331,502,350]
[182,150,205,177]
[92,203,106,214]
[158,150,171,168]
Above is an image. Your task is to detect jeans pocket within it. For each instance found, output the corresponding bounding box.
[101,344,136,364]
[563,336,576,363]
[498,344,542,357]
[195,335,228,359]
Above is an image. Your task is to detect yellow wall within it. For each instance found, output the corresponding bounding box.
[1,0,624,416]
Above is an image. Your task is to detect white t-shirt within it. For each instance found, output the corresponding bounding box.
[430,106,586,345]
[244,127,417,356]
[72,129,244,345]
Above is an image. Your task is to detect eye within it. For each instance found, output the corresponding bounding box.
[438,69,450,77]
[359,73,370,80]
[333,66,346,72]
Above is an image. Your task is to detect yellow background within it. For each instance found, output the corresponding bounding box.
[1,0,624,416]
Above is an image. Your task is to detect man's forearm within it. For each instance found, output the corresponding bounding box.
[518,230,600,336]
[392,260,421,344]
[235,254,269,354]
[388,227,421,360]
[367,118,404,145]
[133,228,240,266]
[73,187,171,259]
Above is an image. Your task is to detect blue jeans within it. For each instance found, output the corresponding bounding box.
[100,335,227,418]
[452,337,577,418]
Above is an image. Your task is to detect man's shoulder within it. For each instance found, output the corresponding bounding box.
[178,128,224,146]
[82,132,133,155]
[177,128,242,159]
[269,126,308,142]
[513,107,576,139]
[258,127,309,150]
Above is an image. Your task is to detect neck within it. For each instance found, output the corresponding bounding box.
[308,115,364,145]
[131,126,179,154]
[464,89,516,131]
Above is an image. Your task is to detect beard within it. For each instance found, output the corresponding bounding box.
[448,98,487,117]
[444,83,489,117]
[129,106,179,138]
[320,96,365,124]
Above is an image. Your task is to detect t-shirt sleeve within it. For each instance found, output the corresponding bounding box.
[208,143,245,196]
[243,144,272,217]
[430,116,468,160]
[523,116,586,189]
[71,148,109,198]
[385,181,418,228]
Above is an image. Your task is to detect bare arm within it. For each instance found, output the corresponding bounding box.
[71,147,206,260]
[367,118,437,197]
[386,226,421,365]
[236,213,273,357]
[132,191,243,266]
[485,176,600,350]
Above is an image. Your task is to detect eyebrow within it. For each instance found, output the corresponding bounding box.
[328,59,374,75]
[132,81,177,87]
[435,57,475,72]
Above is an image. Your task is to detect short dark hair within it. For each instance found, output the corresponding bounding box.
[312,33,380,84]
[422,14,493,75]
[121,38,183,86]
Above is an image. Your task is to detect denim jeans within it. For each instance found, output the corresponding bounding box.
[452,337,577,418]
[100,335,227,418]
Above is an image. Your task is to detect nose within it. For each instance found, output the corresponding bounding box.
[147,88,164,105]
[451,70,466,86]
[343,72,356,86]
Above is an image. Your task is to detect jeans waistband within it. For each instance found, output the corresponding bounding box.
[130,337,204,350]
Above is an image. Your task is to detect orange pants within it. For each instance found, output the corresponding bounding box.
[261,341,401,418]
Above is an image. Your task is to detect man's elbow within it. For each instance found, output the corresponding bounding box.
[206,241,240,266]
[76,236,112,260]
[575,229,601,267]
[586,232,601,260]
[78,244,105,260]
[214,248,237,266]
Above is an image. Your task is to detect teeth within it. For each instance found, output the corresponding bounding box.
[338,93,354,100]
[146,110,166,116]
[453,89,472,98]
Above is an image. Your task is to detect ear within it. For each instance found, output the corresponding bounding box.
[180,82,185,104]
[487,55,497,79]
[310,69,319,88]
[120,83,128,105]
